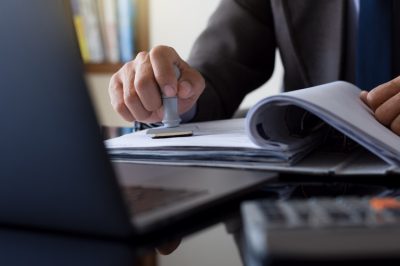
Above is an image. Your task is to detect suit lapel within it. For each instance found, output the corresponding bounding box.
[271,0,345,87]
[392,0,400,77]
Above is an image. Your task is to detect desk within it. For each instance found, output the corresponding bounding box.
[3,178,400,266]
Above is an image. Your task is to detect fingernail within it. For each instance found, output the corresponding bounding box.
[163,85,176,97]
[179,81,193,98]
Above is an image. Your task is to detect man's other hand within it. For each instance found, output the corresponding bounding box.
[108,46,205,123]
[360,76,400,135]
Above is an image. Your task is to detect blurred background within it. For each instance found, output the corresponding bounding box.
[73,0,283,265]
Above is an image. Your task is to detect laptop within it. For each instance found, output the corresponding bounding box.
[0,0,275,242]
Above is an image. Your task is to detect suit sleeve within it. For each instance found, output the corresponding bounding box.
[188,0,277,121]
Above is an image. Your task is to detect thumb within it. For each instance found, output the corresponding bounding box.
[178,67,205,100]
[149,46,185,97]
[360,90,369,105]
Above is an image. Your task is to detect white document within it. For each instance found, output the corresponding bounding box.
[106,81,400,174]
[246,81,400,166]
[106,119,303,164]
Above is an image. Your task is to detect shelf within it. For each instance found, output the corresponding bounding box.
[81,0,149,74]
[84,63,123,74]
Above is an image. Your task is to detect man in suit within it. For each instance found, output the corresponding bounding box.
[108,0,400,259]
[108,0,400,134]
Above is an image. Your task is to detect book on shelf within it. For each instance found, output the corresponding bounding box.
[70,0,90,62]
[70,0,137,65]
[96,0,120,63]
[105,81,400,175]
[79,0,105,63]
[118,0,135,62]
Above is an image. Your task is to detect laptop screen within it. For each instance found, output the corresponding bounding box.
[0,0,132,237]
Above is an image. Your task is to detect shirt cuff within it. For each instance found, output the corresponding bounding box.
[180,103,197,123]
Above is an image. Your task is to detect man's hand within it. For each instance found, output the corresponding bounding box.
[360,76,400,135]
[109,46,205,123]
[156,239,182,255]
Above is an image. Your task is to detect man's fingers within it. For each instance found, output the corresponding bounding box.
[390,114,400,136]
[113,88,135,122]
[178,81,193,99]
[109,73,135,122]
[375,92,400,126]
[176,65,205,114]
[123,93,153,121]
[110,46,204,124]
[134,52,162,111]
[149,46,181,97]
[360,90,369,105]
[366,76,400,111]
[360,77,400,136]
[121,64,153,121]
[178,67,205,100]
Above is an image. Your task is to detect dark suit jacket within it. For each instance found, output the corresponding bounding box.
[188,0,400,121]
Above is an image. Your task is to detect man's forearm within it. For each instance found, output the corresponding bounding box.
[188,0,277,121]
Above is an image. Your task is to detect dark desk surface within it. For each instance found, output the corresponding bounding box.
[3,177,400,266]
[165,178,400,266]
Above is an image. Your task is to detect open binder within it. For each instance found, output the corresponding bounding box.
[106,81,400,175]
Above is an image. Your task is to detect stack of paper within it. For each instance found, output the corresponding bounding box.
[106,118,320,167]
[105,81,400,175]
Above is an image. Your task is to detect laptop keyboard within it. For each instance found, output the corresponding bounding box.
[122,186,207,215]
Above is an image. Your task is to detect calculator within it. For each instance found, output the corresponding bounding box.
[242,197,400,266]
